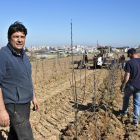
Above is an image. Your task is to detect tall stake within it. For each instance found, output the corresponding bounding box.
[71,19,78,140]
[71,19,75,102]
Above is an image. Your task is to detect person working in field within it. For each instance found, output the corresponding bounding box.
[121,54,125,69]
[83,50,88,64]
[120,48,140,126]
[0,21,39,139]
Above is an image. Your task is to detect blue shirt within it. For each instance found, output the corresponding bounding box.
[0,44,33,104]
[124,58,140,90]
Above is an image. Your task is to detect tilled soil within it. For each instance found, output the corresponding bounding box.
[60,69,140,140]
[1,55,140,140]
[31,62,107,139]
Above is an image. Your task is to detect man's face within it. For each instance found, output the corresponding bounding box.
[8,31,25,53]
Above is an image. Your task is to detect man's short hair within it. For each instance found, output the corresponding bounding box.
[127,48,137,56]
[8,21,27,37]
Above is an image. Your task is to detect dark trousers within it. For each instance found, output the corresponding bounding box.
[5,102,34,140]
[85,56,88,63]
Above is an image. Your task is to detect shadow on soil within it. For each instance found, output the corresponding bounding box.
[70,100,124,121]
[70,101,107,113]
[69,66,103,70]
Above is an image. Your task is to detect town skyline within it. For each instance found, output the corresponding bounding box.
[23,44,139,54]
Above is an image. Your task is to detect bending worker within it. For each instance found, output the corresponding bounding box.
[120,48,140,126]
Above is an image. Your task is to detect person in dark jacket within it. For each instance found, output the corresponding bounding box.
[121,54,125,69]
[120,48,140,126]
[83,50,88,64]
[0,21,39,140]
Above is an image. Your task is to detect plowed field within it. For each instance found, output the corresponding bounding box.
[1,54,140,140]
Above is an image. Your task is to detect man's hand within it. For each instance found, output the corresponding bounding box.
[0,110,10,127]
[32,97,39,111]
[120,84,124,92]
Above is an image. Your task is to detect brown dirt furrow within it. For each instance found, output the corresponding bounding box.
[30,68,107,140]
[33,69,94,107]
